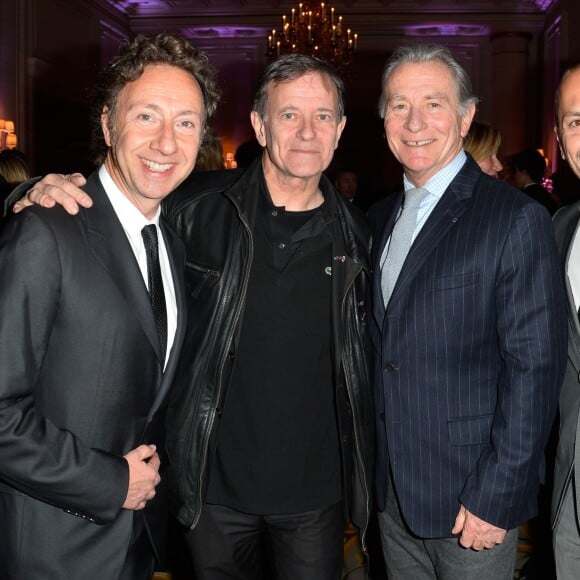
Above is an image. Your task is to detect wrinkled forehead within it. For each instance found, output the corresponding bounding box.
[267,72,339,106]
[386,60,459,101]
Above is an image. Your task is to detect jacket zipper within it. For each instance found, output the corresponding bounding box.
[341,263,371,556]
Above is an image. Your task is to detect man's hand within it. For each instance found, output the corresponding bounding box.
[13,173,92,215]
[122,444,161,511]
[452,505,507,551]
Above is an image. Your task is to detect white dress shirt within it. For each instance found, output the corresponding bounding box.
[99,165,177,369]
[568,220,580,314]
[381,150,467,270]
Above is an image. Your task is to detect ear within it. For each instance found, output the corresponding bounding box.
[554,125,566,160]
[334,116,347,150]
[101,107,112,147]
[250,111,267,147]
[460,103,476,138]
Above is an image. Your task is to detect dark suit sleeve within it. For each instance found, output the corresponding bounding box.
[2,176,42,218]
[459,201,567,529]
[0,210,128,523]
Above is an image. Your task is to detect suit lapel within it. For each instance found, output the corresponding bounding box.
[386,159,476,310]
[560,205,580,369]
[82,173,162,364]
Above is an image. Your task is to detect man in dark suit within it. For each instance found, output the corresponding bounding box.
[369,44,567,579]
[0,34,218,578]
[552,61,580,579]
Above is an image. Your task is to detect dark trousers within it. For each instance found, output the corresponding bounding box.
[185,501,345,580]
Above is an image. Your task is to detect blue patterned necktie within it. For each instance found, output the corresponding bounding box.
[381,187,426,307]
[141,224,167,361]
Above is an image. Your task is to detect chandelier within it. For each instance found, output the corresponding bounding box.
[266,2,358,72]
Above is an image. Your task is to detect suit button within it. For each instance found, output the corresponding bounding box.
[228,351,235,360]
[384,362,397,373]
[215,407,222,417]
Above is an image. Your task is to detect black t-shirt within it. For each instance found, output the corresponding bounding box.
[206,185,342,514]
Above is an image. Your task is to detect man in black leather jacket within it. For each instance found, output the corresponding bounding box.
[12,53,374,580]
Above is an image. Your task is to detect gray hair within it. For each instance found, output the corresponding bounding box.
[378,44,479,119]
[253,53,345,120]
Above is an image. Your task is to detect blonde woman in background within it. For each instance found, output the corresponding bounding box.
[0,149,31,185]
[464,121,503,177]
[0,149,31,212]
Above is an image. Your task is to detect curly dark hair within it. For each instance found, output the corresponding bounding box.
[90,33,220,165]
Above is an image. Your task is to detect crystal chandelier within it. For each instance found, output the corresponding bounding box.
[266,2,358,72]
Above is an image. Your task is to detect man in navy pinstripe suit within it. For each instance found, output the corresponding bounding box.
[552,62,580,579]
[369,44,567,579]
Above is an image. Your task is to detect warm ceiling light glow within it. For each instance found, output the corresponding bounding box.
[266,2,357,73]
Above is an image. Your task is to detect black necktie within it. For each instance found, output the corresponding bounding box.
[141,225,167,361]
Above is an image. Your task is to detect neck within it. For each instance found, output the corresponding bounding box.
[262,159,324,211]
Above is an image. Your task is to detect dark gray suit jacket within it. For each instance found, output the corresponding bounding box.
[369,155,567,538]
[0,171,186,578]
[552,200,580,529]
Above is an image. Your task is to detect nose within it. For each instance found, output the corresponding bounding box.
[492,154,503,173]
[405,105,424,132]
[297,116,315,140]
[152,121,178,155]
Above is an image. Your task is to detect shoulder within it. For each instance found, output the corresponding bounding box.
[553,200,580,226]
[473,174,552,221]
[163,169,244,215]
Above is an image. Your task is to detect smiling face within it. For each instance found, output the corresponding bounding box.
[556,67,580,180]
[102,63,204,218]
[382,60,475,187]
[250,72,346,188]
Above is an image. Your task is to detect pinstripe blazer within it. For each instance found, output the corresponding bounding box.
[552,200,580,530]
[369,155,567,538]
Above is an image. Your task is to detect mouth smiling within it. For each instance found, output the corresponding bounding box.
[404,139,434,147]
[143,159,174,172]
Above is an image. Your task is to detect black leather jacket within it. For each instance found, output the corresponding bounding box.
[162,159,374,548]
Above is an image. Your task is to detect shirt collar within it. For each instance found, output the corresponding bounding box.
[403,150,467,200]
[99,165,161,242]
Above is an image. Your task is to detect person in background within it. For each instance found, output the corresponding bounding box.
[370,43,566,580]
[194,134,224,171]
[513,147,558,214]
[0,148,31,184]
[0,149,31,211]
[0,33,218,579]
[335,168,359,202]
[551,61,580,580]
[10,53,374,580]
[463,120,503,177]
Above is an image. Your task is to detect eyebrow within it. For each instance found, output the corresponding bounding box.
[128,102,201,118]
[387,92,449,102]
[279,104,335,112]
[562,110,580,119]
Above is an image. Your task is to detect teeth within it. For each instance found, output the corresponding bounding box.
[143,159,173,172]
[405,140,433,147]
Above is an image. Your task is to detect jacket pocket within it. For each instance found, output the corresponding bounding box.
[185,261,220,299]
[448,414,493,445]
[431,271,481,291]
